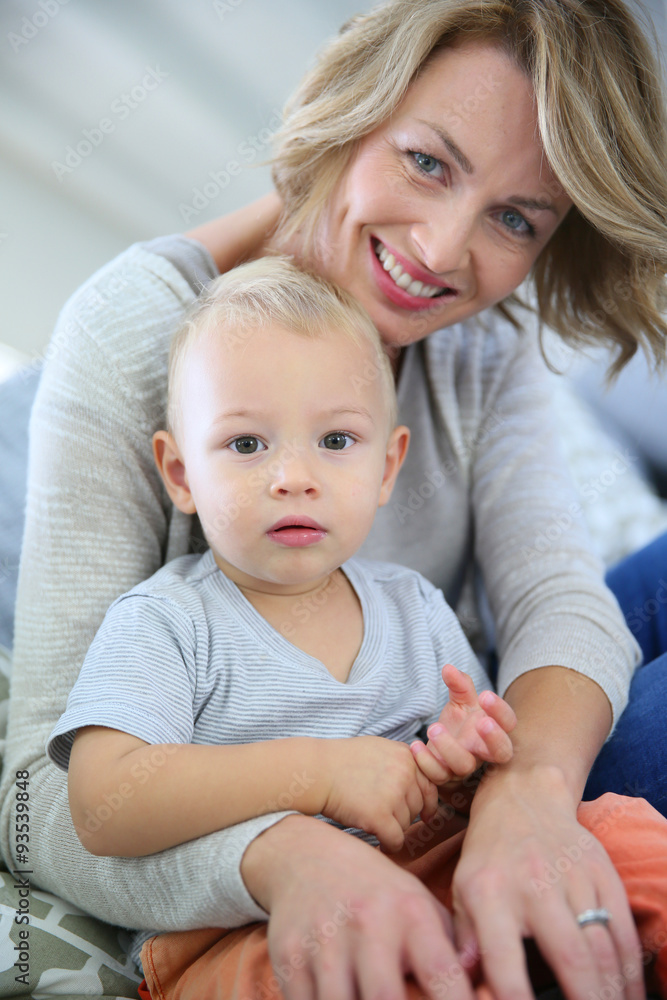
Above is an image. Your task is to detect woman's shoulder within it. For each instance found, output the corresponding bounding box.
[43,235,217,424]
[60,235,215,346]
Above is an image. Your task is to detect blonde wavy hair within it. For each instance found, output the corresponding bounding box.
[167,255,398,434]
[271,0,667,376]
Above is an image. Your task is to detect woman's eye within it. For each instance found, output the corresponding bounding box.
[411,151,444,179]
[319,432,354,451]
[228,436,266,455]
[499,209,534,236]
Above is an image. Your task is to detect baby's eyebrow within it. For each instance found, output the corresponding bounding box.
[208,405,375,427]
[214,409,256,420]
[322,406,375,424]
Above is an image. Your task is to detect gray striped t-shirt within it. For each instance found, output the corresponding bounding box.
[47,550,490,771]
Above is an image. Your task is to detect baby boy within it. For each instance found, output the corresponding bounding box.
[47,256,515,857]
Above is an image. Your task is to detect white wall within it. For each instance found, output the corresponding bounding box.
[0,0,664,362]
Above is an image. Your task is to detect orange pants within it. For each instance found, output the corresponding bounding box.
[140,794,667,1000]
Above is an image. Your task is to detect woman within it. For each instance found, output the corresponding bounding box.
[1,0,666,998]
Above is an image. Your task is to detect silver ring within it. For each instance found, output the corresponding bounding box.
[576,907,612,930]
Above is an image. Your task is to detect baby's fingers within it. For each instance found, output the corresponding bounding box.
[374,812,407,854]
[475,716,514,765]
[411,740,453,784]
[414,768,439,824]
[412,727,478,781]
[478,690,517,735]
[442,664,480,708]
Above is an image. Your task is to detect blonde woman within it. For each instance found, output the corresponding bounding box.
[2,0,666,998]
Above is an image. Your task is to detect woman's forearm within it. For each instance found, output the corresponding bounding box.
[69,727,329,857]
[185,191,283,273]
[495,664,612,801]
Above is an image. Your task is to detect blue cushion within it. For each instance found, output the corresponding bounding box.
[0,367,40,651]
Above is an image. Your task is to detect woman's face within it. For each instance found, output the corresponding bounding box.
[308,40,572,348]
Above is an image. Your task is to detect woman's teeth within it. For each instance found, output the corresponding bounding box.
[375,242,446,298]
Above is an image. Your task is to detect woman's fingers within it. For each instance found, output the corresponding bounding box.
[523,896,622,1000]
[536,843,643,1000]
[455,887,535,1000]
[312,948,357,1000]
[310,886,475,1000]
[406,922,477,1000]
[455,834,644,1000]
[355,939,409,1000]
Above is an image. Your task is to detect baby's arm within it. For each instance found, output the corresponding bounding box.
[410,664,517,785]
[68,726,438,856]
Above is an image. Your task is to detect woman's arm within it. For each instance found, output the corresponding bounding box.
[447,326,644,1000]
[185,191,282,272]
[452,668,644,1000]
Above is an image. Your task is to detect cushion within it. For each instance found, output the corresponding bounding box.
[0,368,40,651]
[0,869,142,998]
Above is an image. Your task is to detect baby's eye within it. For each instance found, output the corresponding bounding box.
[228,436,266,455]
[411,151,444,179]
[319,432,355,451]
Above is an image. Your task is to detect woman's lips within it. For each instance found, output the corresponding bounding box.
[369,237,460,311]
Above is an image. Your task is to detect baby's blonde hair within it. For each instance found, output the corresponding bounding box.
[167,255,398,434]
[271,0,667,377]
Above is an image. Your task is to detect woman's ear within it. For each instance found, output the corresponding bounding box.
[378,424,410,507]
[152,430,197,515]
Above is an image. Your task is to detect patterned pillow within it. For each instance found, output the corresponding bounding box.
[0,648,141,999]
[0,870,142,998]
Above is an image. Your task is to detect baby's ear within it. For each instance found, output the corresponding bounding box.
[378,425,410,506]
[152,430,197,515]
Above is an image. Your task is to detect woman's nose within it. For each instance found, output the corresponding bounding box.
[411,205,475,276]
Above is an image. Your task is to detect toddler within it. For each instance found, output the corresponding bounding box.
[47,257,515,857]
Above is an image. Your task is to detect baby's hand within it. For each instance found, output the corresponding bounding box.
[319,736,439,853]
[409,664,516,785]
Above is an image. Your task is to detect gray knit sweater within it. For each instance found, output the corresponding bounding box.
[0,235,639,938]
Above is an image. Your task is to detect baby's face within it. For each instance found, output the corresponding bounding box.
[173,322,404,593]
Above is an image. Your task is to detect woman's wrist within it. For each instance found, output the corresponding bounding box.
[240,813,347,912]
[499,666,613,801]
[468,760,580,830]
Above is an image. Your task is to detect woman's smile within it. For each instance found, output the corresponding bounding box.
[370,236,461,310]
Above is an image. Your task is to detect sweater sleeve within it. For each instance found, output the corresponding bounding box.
[0,238,291,932]
[469,325,640,726]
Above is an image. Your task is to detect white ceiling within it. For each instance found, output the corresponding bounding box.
[1,0,665,358]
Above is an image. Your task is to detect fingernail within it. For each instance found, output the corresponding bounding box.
[427,724,444,738]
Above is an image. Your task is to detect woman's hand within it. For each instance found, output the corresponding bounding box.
[320,736,439,851]
[451,765,645,1000]
[241,813,477,1000]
